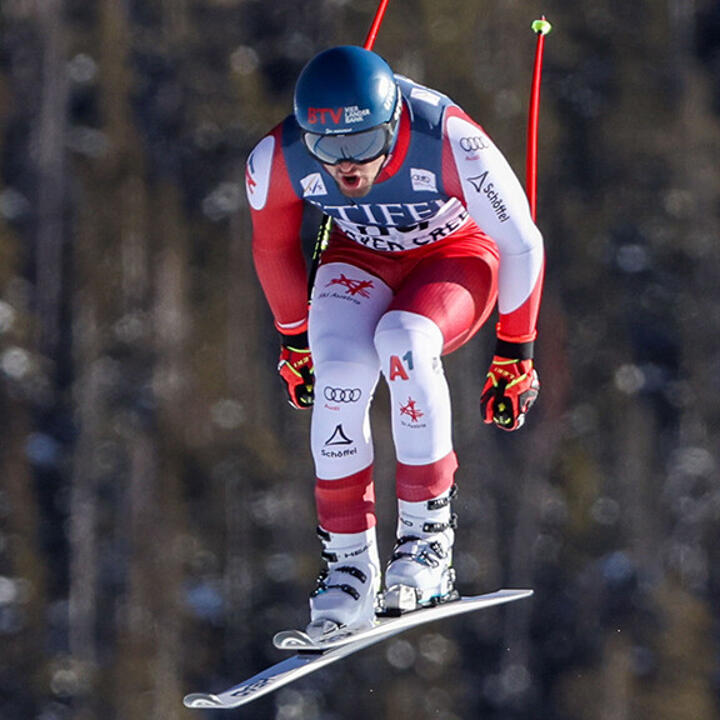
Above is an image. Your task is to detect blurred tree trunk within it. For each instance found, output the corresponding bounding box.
[146,10,193,717]
[88,2,162,718]
[501,293,569,688]
[68,279,101,670]
[116,427,159,719]
[34,0,68,358]
[224,196,255,657]
[599,635,631,720]
[668,0,720,430]
[1,393,48,699]
[149,182,191,720]
[614,399,659,573]
[227,191,264,424]
[163,0,188,43]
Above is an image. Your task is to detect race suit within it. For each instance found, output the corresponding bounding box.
[245,75,544,533]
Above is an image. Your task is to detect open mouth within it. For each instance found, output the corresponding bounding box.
[340,174,361,188]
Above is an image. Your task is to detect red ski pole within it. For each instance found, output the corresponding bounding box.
[308,0,392,298]
[526,16,552,222]
[363,0,391,50]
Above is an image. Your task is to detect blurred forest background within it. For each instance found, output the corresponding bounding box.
[1,1,720,719]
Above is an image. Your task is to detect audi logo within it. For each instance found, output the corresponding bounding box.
[324,387,362,402]
[459,135,489,152]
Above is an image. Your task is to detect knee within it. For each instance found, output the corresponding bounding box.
[311,336,380,398]
[373,311,445,369]
[310,330,380,371]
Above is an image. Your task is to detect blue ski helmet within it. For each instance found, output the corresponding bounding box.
[294,46,398,133]
[294,46,401,165]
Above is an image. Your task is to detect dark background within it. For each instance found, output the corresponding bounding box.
[1,1,720,718]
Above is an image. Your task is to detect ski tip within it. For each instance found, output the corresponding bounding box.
[183,693,224,708]
[498,587,534,600]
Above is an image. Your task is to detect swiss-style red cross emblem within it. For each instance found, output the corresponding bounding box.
[399,397,424,423]
[326,274,374,297]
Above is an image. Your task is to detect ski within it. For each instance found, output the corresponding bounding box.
[274,588,532,650]
[183,588,532,710]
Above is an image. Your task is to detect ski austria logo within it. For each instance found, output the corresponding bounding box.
[400,397,424,424]
[300,172,328,197]
[411,168,437,193]
[326,273,374,298]
[245,135,274,211]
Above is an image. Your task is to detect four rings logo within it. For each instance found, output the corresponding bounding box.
[324,387,362,403]
[460,135,490,153]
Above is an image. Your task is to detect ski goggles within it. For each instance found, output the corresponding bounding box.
[302,120,397,165]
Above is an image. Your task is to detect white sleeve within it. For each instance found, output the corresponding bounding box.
[445,114,544,317]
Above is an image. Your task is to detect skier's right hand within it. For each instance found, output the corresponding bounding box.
[278,332,314,409]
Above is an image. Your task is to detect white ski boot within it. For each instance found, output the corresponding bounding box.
[307,526,381,640]
[383,486,458,614]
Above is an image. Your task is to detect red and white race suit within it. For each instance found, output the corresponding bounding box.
[246,76,544,532]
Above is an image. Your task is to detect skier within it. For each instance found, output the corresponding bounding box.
[245,46,543,637]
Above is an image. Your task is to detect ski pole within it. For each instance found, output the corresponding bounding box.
[526,16,552,222]
[307,0,392,300]
[363,0,391,50]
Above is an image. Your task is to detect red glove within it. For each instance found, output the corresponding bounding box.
[481,340,539,431]
[278,332,314,409]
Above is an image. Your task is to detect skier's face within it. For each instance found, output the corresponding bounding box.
[323,155,387,198]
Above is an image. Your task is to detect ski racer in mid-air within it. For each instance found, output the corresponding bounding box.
[245,45,544,637]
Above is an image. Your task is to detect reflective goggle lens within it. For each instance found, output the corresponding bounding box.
[303,124,392,165]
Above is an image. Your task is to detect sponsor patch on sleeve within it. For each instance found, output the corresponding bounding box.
[245,135,275,210]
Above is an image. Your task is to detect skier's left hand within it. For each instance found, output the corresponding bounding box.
[481,344,539,431]
[278,332,314,409]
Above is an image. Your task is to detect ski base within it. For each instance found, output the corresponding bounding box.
[183,588,532,710]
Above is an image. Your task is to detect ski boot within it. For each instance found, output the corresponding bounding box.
[382,486,459,614]
[307,526,381,640]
